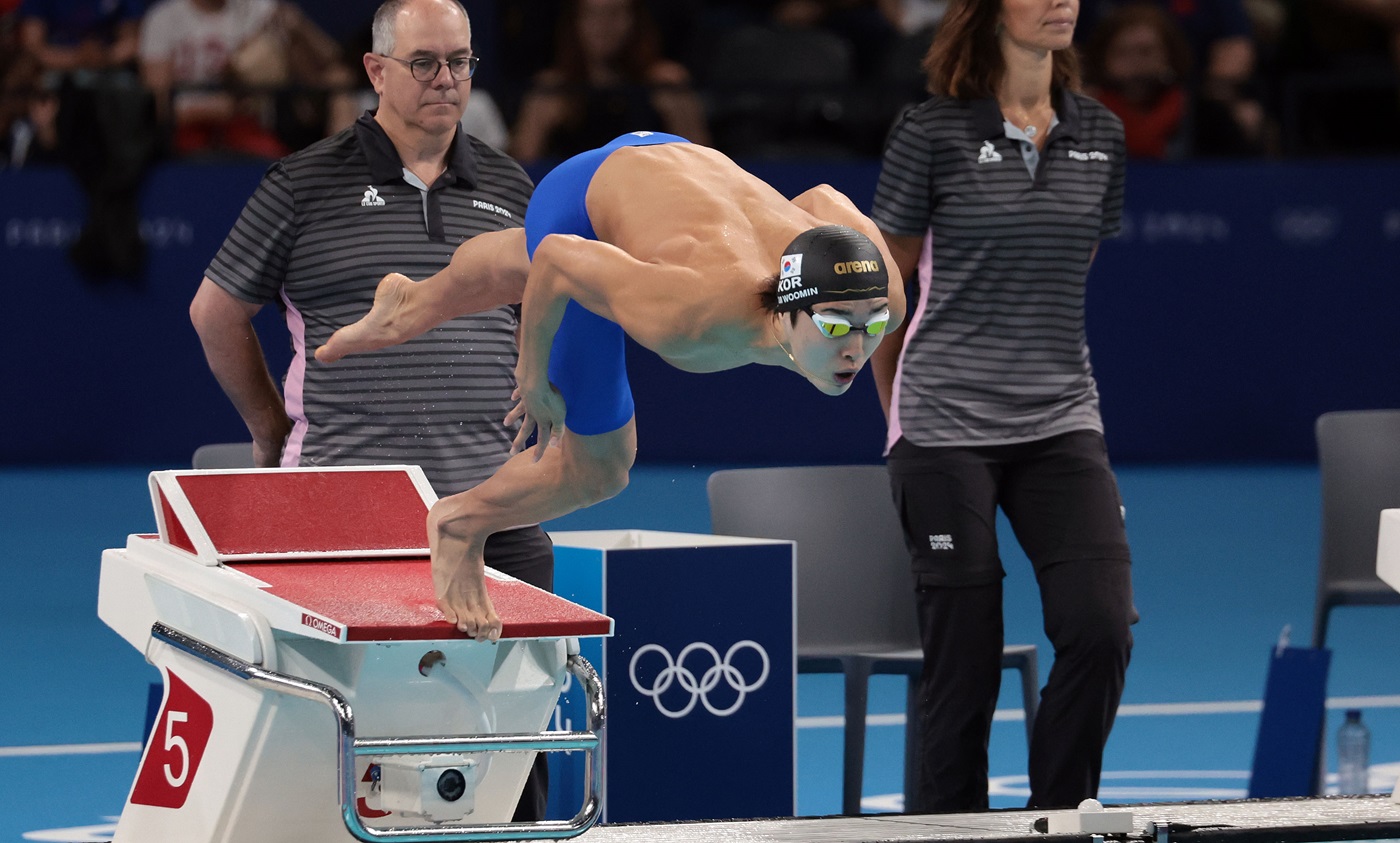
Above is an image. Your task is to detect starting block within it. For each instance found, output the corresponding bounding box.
[97,465,613,842]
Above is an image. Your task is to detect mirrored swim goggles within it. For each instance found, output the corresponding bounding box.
[806,307,891,339]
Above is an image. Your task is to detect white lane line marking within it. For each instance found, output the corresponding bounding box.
[7,696,1400,751]
[0,742,143,757]
[797,693,1400,729]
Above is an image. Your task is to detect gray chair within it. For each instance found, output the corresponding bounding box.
[191,442,255,469]
[707,465,1038,816]
[1311,410,1400,648]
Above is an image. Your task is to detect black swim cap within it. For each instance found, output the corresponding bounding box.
[774,225,890,313]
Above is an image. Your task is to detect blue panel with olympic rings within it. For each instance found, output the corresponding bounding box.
[545,531,796,823]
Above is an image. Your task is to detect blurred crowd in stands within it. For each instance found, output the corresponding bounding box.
[1,0,1397,173]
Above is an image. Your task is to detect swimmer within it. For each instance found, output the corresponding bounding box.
[317,131,906,640]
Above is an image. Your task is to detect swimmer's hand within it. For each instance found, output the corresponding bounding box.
[315,273,418,363]
[505,376,565,461]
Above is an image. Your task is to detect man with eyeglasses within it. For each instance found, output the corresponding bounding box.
[315,130,908,645]
[189,0,552,819]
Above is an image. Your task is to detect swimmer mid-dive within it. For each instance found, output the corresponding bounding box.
[317,131,906,640]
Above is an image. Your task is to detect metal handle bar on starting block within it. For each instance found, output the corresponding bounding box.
[151,621,606,842]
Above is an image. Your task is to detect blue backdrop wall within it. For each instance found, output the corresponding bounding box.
[2,159,1397,467]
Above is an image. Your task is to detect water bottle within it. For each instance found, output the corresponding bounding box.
[1337,709,1371,795]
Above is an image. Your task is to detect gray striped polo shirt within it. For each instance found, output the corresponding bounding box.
[206,113,533,495]
[871,91,1126,450]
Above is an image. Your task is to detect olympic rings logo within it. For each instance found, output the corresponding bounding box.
[627,641,770,719]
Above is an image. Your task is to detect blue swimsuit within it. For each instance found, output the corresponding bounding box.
[524,131,690,436]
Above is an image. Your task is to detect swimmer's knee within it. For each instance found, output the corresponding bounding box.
[578,457,630,505]
[561,423,636,505]
[562,440,632,505]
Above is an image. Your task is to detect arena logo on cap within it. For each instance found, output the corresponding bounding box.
[833,259,881,275]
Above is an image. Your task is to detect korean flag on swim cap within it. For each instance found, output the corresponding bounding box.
[780,254,802,279]
[774,225,889,313]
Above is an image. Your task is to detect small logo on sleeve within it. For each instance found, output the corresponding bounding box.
[929,534,955,551]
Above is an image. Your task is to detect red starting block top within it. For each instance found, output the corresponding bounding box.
[150,465,435,563]
[141,467,612,641]
[227,558,611,641]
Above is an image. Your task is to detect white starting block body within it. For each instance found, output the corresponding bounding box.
[97,466,613,842]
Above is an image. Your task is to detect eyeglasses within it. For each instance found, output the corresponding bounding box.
[380,54,480,82]
[807,308,890,339]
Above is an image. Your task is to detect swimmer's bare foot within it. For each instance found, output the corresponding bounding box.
[433,556,501,641]
[315,273,417,363]
[428,495,501,642]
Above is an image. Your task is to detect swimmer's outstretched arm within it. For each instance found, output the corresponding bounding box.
[315,228,531,363]
[506,233,704,456]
